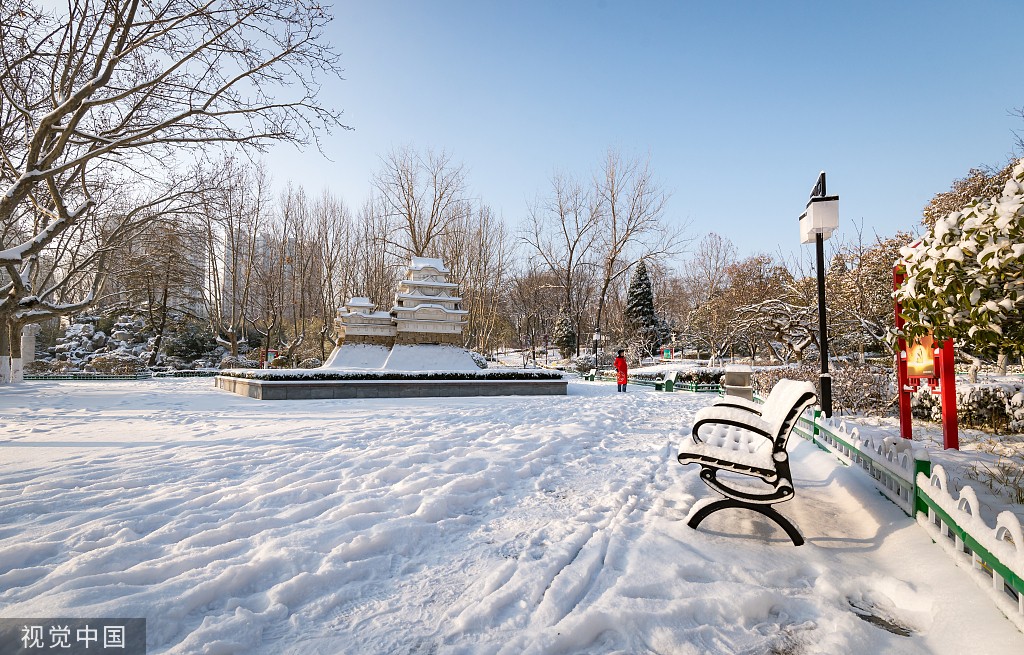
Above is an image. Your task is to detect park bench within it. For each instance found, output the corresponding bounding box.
[581,368,597,381]
[677,378,817,546]
[625,370,678,391]
[654,370,678,391]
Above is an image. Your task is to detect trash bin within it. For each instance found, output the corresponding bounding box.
[723,365,753,400]
[664,378,674,392]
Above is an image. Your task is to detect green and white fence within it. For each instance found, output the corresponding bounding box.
[797,410,1024,629]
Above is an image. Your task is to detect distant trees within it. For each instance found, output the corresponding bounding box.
[0,0,347,381]
[520,150,687,358]
[922,161,1016,229]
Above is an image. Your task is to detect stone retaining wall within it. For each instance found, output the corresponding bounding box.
[215,376,567,400]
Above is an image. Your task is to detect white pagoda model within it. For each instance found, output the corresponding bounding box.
[335,297,396,346]
[333,257,467,348]
[392,257,468,345]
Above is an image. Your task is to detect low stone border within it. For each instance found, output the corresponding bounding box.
[215,375,568,400]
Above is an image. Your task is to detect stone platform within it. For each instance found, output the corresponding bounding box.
[215,375,568,400]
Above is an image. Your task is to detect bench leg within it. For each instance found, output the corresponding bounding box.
[687,498,804,546]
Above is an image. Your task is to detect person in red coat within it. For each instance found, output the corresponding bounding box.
[613,349,628,392]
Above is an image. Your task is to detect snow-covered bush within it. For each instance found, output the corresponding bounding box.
[298,358,322,369]
[163,323,219,361]
[896,158,1024,358]
[752,363,892,416]
[23,360,50,374]
[912,380,1024,433]
[752,365,817,397]
[269,356,289,368]
[571,352,615,373]
[830,362,893,415]
[88,353,146,374]
[468,351,487,369]
[220,355,260,369]
[677,368,724,385]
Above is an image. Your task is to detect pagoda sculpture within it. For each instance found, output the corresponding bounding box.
[334,297,396,346]
[392,257,467,345]
[334,257,467,347]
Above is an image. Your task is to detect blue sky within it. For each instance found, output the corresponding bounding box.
[268,1,1022,262]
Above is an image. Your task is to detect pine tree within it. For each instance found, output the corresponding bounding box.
[625,261,660,356]
[552,311,577,358]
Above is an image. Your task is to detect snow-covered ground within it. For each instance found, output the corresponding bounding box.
[2,379,1023,654]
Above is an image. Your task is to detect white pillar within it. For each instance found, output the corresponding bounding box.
[22,324,41,365]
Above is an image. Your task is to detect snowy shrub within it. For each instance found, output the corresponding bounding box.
[829,362,893,415]
[269,356,289,368]
[751,365,818,397]
[911,380,1024,433]
[469,351,487,369]
[752,363,892,416]
[570,351,617,373]
[88,353,145,374]
[164,324,218,361]
[677,368,724,385]
[298,358,323,369]
[895,158,1024,358]
[219,355,260,369]
[23,360,50,374]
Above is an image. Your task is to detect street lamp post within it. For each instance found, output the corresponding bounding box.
[799,171,839,418]
[593,327,601,371]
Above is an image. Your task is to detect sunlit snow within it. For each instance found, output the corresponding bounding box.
[1,379,1022,654]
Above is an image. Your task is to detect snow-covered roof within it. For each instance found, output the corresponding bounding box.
[398,279,459,289]
[409,257,449,274]
[346,297,375,309]
[393,302,468,316]
[395,292,461,303]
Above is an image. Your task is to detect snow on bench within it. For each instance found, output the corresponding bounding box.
[677,378,818,545]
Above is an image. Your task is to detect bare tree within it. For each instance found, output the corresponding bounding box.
[441,202,514,354]
[373,147,467,258]
[349,196,404,311]
[108,217,207,365]
[0,0,347,381]
[521,172,602,354]
[308,190,354,358]
[592,150,688,332]
[201,158,269,357]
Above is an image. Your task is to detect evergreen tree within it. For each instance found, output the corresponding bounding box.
[896,158,1024,359]
[625,261,660,356]
[552,311,577,359]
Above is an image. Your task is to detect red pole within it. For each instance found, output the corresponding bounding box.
[939,339,959,450]
[893,266,913,440]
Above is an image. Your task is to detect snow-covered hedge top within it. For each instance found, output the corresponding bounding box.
[217,368,565,381]
[896,159,1024,356]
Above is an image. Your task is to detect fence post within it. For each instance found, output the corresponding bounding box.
[913,454,931,517]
